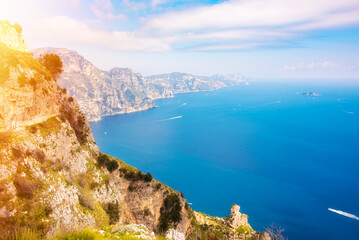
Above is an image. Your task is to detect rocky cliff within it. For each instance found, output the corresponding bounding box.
[31,48,247,122]
[0,22,268,240]
[31,48,171,122]
[146,72,248,95]
[0,20,28,52]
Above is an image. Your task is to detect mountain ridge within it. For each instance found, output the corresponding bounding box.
[31,48,248,122]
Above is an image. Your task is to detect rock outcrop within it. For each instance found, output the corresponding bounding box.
[31,48,248,121]
[227,204,250,229]
[0,20,28,52]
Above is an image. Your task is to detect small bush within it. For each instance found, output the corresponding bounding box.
[144,207,151,217]
[28,125,38,134]
[143,172,153,182]
[8,228,41,240]
[158,193,182,233]
[97,154,119,173]
[103,202,119,225]
[97,154,110,167]
[106,160,119,173]
[12,147,25,160]
[39,53,63,80]
[155,183,162,191]
[122,168,153,183]
[14,175,38,199]
[33,149,46,163]
[90,182,100,190]
[79,191,95,210]
[29,78,37,91]
[55,228,101,240]
[128,184,136,192]
[77,173,89,188]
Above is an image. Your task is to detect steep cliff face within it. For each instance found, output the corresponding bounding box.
[0,44,61,131]
[1,33,192,238]
[31,48,247,122]
[31,48,164,121]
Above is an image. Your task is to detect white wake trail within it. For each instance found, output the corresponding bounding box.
[328,208,359,221]
[153,116,183,122]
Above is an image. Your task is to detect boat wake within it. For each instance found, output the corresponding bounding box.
[328,208,359,220]
[154,116,183,122]
[343,110,354,115]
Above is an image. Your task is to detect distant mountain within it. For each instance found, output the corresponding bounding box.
[31,48,166,121]
[31,48,248,121]
[147,72,248,94]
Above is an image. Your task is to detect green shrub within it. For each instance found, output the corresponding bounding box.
[29,78,37,91]
[55,228,101,240]
[7,228,41,240]
[79,191,95,210]
[106,160,119,173]
[28,125,38,134]
[121,168,152,183]
[97,154,119,173]
[12,147,25,160]
[143,172,152,182]
[154,183,162,191]
[38,53,63,80]
[77,173,89,188]
[128,184,136,192]
[33,149,46,163]
[97,154,110,167]
[158,193,182,233]
[14,175,38,199]
[103,202,119,225]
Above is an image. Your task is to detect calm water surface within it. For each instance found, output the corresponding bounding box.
[91,81,359,239]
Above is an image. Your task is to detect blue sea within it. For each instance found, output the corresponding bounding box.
[91,80,359,240]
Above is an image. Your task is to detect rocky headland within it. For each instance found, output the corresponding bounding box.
[31,48,248,122]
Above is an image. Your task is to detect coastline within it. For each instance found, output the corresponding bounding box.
[88,82,248,122]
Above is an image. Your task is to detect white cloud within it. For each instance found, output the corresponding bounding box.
[151,0,168,9]
[283,61,337,71]
[145,0,359,32]
[90,0,127,20]
[23,16,170,51]
[140,0,359,50]
[122,0,146,11]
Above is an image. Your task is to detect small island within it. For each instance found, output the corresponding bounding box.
[303,92,321,96]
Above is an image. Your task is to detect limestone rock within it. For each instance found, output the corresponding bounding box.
[166,229,185,240]
[112,224,156,239]
[0,20,28,52]
[227,204,250,229]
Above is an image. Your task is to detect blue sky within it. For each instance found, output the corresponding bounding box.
[1,0,359,80]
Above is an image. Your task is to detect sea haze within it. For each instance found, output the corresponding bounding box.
[91,81,359,240]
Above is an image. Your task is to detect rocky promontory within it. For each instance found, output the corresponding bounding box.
[31,48,248,121]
